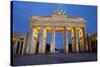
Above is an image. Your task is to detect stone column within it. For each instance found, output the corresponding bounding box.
[30,27,38,54]
[26,28,32,54]
[83,27,88,52]
[64,27,69,53]
[38,26,43,54]
[75,28,79,52]
[41,28,47,54]
[13,39,18,55]
[71,27,76,52]
[79,27,85,52]
[50,26,55,53]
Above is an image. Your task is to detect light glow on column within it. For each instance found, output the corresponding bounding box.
[33,28,38,38]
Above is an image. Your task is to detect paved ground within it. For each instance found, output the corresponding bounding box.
[12,53,97,66]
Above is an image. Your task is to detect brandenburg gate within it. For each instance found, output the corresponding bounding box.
[26,9,88,54]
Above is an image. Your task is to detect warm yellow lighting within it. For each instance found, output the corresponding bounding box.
[36,27,40,31]
[67,27,73,31]
[71,29,74,37]
[12,37,16,45]
[78,28,84,38]
[33,28,38,38]
[43,29,47,38]
[13,37,16,41]
[34,26,82,33]
[46,27,51,31]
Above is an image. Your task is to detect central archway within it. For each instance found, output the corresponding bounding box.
[55,32,64,53]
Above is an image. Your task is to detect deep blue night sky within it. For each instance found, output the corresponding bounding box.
[12,1,97,49]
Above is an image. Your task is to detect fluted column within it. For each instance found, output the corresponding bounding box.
[75,28,79,52]
[30,27,38,54]
[41,28,47,54]
[64,27,68,53]
[50,26,55,53]
[38,26,44,54]
[71,27,76,52]
[38,26,43,54]
[79,27,85,52]
[13,39,18,55]
[26,28,32,54]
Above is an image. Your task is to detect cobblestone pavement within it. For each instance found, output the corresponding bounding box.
[12,53,97,66]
